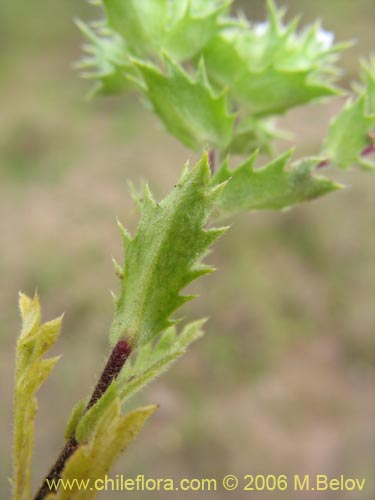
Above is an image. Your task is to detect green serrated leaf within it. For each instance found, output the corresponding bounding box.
[102,0,167,57]
[324,59,375,170]
[162,0,230,61]
[212,151,342,215]
[133,55,235,151]
[75,19,138,96]
[13,293,63,500]
[101,0,229,61]
[203,0,343,116]
[55,400,157,500]
[110,154,226,347]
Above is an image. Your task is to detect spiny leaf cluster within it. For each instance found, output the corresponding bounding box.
[78,0,374,216]
[77,0,345,155]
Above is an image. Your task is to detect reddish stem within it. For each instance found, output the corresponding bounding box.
[34,437,79,500]
[316,159,330,169]
[361,144,375,157]
[87,339,132,409]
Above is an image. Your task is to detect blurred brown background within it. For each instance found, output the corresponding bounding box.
[0,1,374,498]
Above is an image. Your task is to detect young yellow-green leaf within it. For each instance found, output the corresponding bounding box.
[324,59,375,170]
[53,400,156,500]
[65,399,87,440]
[133,56,235,151]
[65,321,204,456]
[110,154,227,347]
[203,0,344,116]
[75,382,118,443]
[71,320,205,443]
[212,151,342,216]
[115,320,206,403]
[13,293,63,500]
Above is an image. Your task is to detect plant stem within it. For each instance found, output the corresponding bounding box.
[34,437,79,500]
[34,339,132,500]
[361,144,375,156]
[87,339,132,409]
